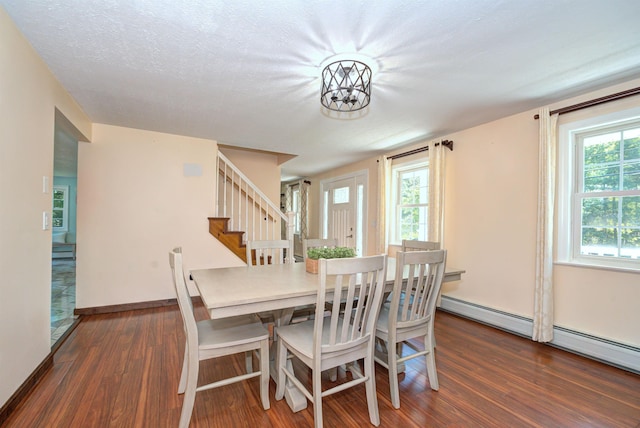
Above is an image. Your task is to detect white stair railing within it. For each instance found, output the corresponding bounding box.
[216,151,293,260]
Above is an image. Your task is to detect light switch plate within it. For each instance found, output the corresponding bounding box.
[42,211,49,230]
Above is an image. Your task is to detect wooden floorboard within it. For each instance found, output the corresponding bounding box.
[2,305,639,427]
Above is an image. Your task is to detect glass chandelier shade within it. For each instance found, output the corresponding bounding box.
[320,60,372,112]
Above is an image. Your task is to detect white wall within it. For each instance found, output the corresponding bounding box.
[442,109,539,318]
[76,124,243,309]
[0,8,91,407]
[219,146,282,204]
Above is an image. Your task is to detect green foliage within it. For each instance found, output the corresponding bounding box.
[306,246,356,260]
[580,133,640,256]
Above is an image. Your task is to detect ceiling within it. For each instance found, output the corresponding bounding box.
[3,1,640,180]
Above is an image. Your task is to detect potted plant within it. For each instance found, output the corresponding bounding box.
[305,246,357,273]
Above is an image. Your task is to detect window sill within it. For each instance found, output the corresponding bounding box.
[554,261,640,274]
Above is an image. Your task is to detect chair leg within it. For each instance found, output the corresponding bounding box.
[179,353,199,428]
[312,368,323,428]
[388,340,401,409]
[178,339,188,394]
[245,351,253,373]
[328,366,338,382]
[259,339,270,410]
[424,331,439,391]
[275,340,287,400]
[364,354,380,426]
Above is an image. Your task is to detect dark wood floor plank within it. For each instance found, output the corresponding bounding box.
[2,307,639,428]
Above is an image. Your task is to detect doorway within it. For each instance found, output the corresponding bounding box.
[51,113,79,346]
[320,171,367,256]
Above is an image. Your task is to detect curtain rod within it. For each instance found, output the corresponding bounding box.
[533,86,640,119]
[388,140,454,160]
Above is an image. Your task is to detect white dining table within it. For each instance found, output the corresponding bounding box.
[190,258,464,412]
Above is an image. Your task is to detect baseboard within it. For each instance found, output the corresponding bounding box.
[0,352,53,425]
[439,295,640,374]
[74,296,202,316]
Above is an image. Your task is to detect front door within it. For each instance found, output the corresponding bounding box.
[321,172,367,256]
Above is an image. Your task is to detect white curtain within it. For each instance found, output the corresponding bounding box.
[300,180,309,240]
[377,156,392,254]
[533,107,558,342]
[428,141,447,243]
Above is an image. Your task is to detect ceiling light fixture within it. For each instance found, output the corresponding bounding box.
[320,60,372,112]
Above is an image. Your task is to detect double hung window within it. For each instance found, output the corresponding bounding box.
[390,161,429,244]
[559,114,640,270]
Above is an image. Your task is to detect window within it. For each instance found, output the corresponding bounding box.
[559,112,640,270]
[390,161,429,244]
[52,185,69,231]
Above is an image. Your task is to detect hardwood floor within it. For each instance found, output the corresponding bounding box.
[3,305,639,427]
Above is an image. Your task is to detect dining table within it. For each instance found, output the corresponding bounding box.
[190,258,465,412]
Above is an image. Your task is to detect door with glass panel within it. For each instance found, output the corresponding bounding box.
[320,172,366,256]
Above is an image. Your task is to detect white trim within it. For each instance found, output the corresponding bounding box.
[439,296,640,374]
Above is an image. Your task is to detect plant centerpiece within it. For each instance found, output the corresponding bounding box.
[305,246,357,274]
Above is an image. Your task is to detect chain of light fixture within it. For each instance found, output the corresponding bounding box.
[320,60,372,112]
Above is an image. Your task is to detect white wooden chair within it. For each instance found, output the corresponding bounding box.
[245,239,294,324]
[374,249,446,409]
[401,239,440,251]
[169,247,270,428]
[300,238,340,322]
[246,239,292,266]
[275,255,387,428]
[302,238,338,260]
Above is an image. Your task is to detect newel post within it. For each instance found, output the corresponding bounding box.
[286,211,295,264]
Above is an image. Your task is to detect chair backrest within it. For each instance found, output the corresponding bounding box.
[314,255,387,356]
[389,250,447,331]
[302,238,339,260]
[246,239,292,267]
[169,247,198,350]
[401,239,441,251]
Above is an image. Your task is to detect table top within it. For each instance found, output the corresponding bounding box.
[191,259,464,319]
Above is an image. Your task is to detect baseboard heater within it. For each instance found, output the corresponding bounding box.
[439,295,640,374]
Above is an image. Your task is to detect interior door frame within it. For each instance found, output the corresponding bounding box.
[319,169,368,256]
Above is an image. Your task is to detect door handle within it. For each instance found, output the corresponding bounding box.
[346,234,353,238]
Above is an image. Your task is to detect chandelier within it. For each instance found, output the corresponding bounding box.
[320,60,372,112]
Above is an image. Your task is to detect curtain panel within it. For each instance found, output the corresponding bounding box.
[428,141,446,244]
[533,107,558,342]
[377,156,392,254]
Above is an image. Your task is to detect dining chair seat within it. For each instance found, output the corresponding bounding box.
[195,315,268,351]
[275,318,367,364]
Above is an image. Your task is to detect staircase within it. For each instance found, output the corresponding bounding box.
[209,151,293,263]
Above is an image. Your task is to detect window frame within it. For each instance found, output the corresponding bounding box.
[557,107,640,272]
[389,159,429,245]
[52,185,69,232]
